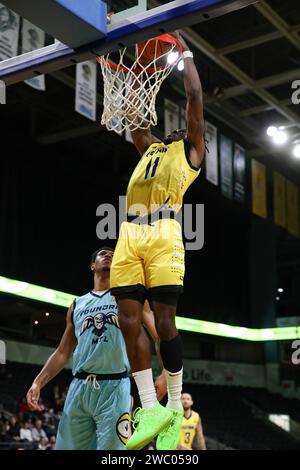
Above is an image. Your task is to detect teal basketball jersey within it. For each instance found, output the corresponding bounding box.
[72,290,129,375]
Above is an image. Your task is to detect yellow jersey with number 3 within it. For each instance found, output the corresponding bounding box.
[179,410,200,450]
[126,140,200,216]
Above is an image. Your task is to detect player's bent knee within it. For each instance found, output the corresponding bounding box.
[118,313,143,338]
[155,316,177,340]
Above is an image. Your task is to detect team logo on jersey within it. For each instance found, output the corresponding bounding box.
[80,312,119,337]
[116,413,130,444]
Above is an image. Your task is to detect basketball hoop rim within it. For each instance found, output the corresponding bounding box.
[97,33,183,74]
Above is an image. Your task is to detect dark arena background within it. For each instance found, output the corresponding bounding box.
[1,0,300,453]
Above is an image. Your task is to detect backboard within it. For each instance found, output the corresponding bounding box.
[0,0,256,85]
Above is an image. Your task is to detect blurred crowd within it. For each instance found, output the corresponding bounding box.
[0,385,68,450]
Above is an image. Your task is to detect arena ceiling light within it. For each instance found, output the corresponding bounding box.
[293,144,300,159]
[167,51,179,64]
[266,126,288,146]
[177,59,184,71]
[266,126,278,137]
[0,275,299,341]
[273,130,288,145]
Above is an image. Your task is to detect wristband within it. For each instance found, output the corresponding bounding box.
[182,50,194,59]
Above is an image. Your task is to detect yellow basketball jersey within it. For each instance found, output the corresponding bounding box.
[126,140,200,216]
[179,410,200,450]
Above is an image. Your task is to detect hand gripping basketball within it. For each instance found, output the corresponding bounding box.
[137,38,174,65]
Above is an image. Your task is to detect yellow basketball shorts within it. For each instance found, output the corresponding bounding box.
[110,219,185,301]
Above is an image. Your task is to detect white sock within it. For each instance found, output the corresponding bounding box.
[165,368,183,410]
[132,369,157,409]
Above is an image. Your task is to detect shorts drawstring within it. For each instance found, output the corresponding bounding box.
[84,374,100,390]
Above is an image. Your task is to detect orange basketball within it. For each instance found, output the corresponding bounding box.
[137,38,173,65]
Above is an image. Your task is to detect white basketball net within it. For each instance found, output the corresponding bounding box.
[98,36,181,132]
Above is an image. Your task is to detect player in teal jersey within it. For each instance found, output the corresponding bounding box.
[26,247,166,450]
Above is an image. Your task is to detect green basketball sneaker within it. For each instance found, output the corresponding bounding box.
[126,402,173,450]
[156,408,184,450]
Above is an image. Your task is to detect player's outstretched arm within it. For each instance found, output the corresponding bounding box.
[131,127,156,157]
[173,32,205,169]
[142,300,167,401]
[26,303,77,410]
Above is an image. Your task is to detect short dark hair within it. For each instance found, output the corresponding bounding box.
[91,246,114,263]
[91,246,114,264]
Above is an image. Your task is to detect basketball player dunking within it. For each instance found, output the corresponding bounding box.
[26,247,166,450]
[110,32,205,450]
